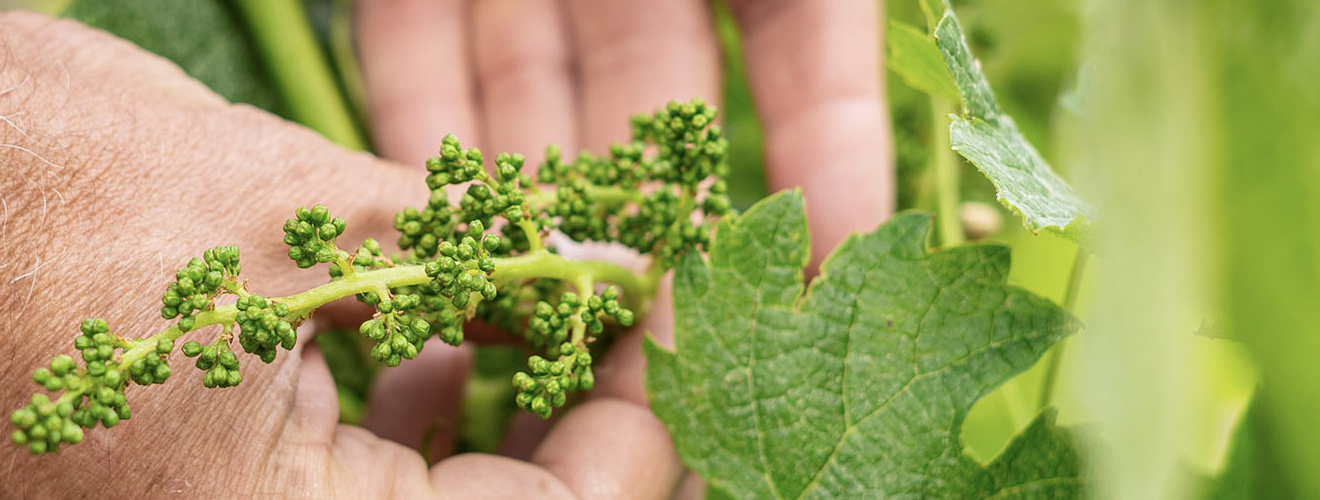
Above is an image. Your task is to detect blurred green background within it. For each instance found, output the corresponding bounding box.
[9,0,1314,498]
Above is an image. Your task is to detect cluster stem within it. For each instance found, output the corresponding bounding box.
[111,253,653,379]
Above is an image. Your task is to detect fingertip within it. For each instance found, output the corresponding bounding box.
[730,0,895,267]
[280,327,341,449]
[363,339,474,461]
[533,398,683,500]
[430,453,578,500]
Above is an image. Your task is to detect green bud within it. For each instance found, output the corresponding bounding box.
[28,422,47,441]
[154,364,171,381]
[439,328,463,346]
[411,319,430,337]
[370,342,391,361]
[363,238,382,254]
[11,408,36,428]
[41,378,62,392]
[95,387,115,405]
[220,350,239,369]
[530,397,549,417]
[104,370,122,388]
[320,222,338,239]
[32,368,51,384]
[49,355,74,377]
[513,372,534,390]
[182,341,203,357]
[63,424,83,444]
[310,205,330,224]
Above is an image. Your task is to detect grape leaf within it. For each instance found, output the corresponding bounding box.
[887,20,960,102]
[932,10,1095,243]
[645,191,1085,499]
[63,0,281,113]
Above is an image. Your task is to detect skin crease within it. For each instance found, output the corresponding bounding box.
[0,0,891,498]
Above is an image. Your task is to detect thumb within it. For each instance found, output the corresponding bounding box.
[0,11,426,496]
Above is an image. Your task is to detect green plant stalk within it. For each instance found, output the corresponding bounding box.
[524,185,644,210]
[107,253,651,386]
[1036,247,1088,409]
[232,0,366,149]
[931,98,963,247]
[329,0,369,131]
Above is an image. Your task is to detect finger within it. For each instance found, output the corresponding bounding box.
[497,411,555,460]
[472,0,578,169]
[531,398,684,500]
[357,0,483,166]
[565,0,721,150]
[276,339,340,449]
[363,338,474,461]
[730,0,894,266]
[674,472,707,500]
[430,453,578,500]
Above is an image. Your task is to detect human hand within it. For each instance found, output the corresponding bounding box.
[354,0,893,497]
[0,11,685,499]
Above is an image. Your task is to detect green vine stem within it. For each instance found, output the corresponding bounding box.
[107,252,652,388]
[1037,247,1089,409]
[931,99,963,247]
[232,0,366,149]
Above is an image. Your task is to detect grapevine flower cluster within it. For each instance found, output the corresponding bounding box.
[9,99,730,455]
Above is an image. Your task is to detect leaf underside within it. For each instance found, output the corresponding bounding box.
[932,11,1095,243]
[645,191,1085,500]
